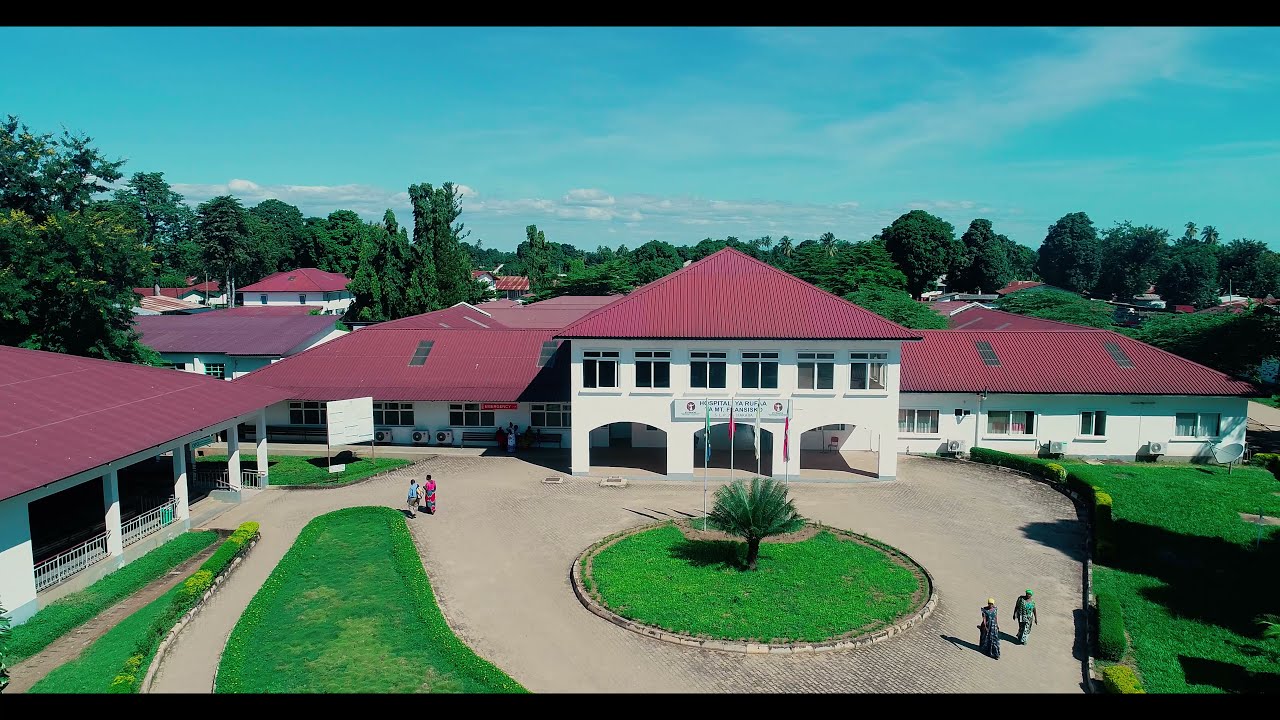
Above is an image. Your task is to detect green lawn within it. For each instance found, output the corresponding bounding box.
[216,506,524,693]
[588,525,923,643]
[1259,394,1280,410]
[27,585,179,693]
[196,454,409,487]
[8,531,217,663]
[1063,462,1280,693]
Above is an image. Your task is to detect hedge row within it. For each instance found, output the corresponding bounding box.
[967,447,1067,483]
[1096,593,1128,661]
[1101,664,1145,693]
[1253,452,1279,478]
[106,522,260,693]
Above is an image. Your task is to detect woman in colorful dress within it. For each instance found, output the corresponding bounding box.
[422,474,437,515]
[1014,589,1037,644]
[978,597,1001,659]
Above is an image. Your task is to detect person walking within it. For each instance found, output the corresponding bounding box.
[406,478,420,518]
[1014,589,1038,645]
[978,597,1001,659]
[422,474,437,515]
[507,424,518,453]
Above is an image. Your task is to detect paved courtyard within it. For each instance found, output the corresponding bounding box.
[152,454,1087,693]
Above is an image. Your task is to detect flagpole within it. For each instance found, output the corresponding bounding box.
[784,410,791,487]
[703,403,709,531]
[729,399,735,484]
[755,400,762,477]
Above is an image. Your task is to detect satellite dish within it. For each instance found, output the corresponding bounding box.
[1212,442,1245,465]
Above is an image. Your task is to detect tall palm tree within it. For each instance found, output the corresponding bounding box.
[819,231,837,257]
[1200,225,1220,246]
[706,477,805,570]
[777,236,794,258]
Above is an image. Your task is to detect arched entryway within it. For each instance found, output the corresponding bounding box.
[588,422,668,477]
[798,423,879,479]
[693,422,774,479]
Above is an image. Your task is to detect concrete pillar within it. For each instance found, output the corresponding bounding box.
[227,425,242,490]
[667,426,694,480]
[877,429,898,480]
[172,445,190,520]
[256,411,269,487]
[570,422,590,476]
[103,470,123,557]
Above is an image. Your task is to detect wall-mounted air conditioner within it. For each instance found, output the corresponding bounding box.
[435,429,454,446]
[946,439,966,453]
[374,428,392,443]
[1147,441,1166,456]
[411,430,430,445]
[1048,440,1069,455]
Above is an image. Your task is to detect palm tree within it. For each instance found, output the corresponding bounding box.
[706,477,805,570]
[819,231,837,257]
[777,236,794,259]
[1200,225,1220,246]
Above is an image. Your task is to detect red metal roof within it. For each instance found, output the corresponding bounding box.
[557,248,921,340]
[235,328,568,402]
[135,313,339,356]
[138,295,203,313]
[378,304,509,331]
[946,306,1104,332]
[0,345,291,502]
[495,275,530,291]
[239,268,351,293]
[929,300,983,317]
[901,330,1256,396]
[995,280,1044,296]
[216,305,317,317]
[1174,305,1196,314]
[188,281,221,293]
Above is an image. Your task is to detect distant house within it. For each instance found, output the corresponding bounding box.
[472,267,532,301]
[1129,284,1166,309]
[135,309,345,380]
[134,295,205,315]
[934,292,999,303]
[132,281,226,307]
[995,280,1044,296]
[236,268,353,315]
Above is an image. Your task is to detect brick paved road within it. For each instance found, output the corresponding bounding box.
[152,454,1086,693]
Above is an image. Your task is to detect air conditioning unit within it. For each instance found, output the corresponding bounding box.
[411,430,430,445]
[1048,440,1069,455]
[435,429,454,446]
[1147,441,1166,456]
[946,439,966,454]
[374,428,392,443]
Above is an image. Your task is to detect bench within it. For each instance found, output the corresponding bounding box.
[461,431,498,447]
[530,431,562,448]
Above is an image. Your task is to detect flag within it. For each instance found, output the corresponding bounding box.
[729,403,735,440]
[704,403,711,464]
[783,414,790,463]
[753,401,761,461]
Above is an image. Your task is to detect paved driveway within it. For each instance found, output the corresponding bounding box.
[153,454,1086,693]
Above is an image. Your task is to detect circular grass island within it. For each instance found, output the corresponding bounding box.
[574,519,935,652]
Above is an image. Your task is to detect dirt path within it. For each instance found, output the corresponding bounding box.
[7,543,221,694]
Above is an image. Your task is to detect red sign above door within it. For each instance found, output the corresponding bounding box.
[480,403,519,410]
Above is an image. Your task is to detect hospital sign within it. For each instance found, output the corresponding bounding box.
[673,398,790,422]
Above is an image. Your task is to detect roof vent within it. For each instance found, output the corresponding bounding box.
[1104,341,1134,368]
[975,340,1001,366]
[408,340,435,366]
[287,275,296,281]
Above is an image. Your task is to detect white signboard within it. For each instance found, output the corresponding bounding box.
[327,396,375,446]
[673,398,790,422]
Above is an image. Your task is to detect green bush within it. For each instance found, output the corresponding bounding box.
[1044,463,1068,482]
[1096,593,1128,661]
[968,447,1065,483]
[1101,664,1145,693]
[200,522,259,578]
[1252,452,1279,477]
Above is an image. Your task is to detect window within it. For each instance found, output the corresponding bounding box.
[741,352,779,389]
[898,409,940,434]
[407,340,434,367]
[1080,411,1107,437]
[690,351,727,389]
[299,294,307,304]
[850,352,888,390]
[797,352,835,390]
[1175,412,1220,438]
[975,341,1001,366]
[537,340,560,368]
[635,351,671,388]
[374,402,415,426]
[289,401,327,425]
[449,403,494,427]
[169,363,187,371]
[259,294,267,305]
[583,351,619,388]
[822,423,847,431]
[987,410,1035,435]
[204,363,225,379]
[531,403,571,428]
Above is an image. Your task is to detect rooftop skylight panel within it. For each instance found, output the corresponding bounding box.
[408,340,435,366]
[975,340,1001,366]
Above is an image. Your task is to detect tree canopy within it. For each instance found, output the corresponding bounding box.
[844,286,949,330]
[1036,212,1101,294]
[880,210,959,297]
[996,287,1119,330]
[949,219,1014,295]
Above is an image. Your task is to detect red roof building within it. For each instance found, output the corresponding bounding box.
[945,306,1104,332]
[239,268,351,293]
[135,313,340,357]
[495,276,531,292]
[558,248,920,340]
[995,280,1045,296]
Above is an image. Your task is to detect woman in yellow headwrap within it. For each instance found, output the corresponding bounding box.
[978,597,1000,659]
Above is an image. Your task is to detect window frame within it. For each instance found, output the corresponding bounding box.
[690,351,728,389]
[449,403,495,427]
[850,352,889,391]
[1175,412,1221,439]
[203,363,226,380]
[985,410,1036,436]
[530,403,571,428]
[898,409,940,435]
[741,351,780,390]
[1079,410,1107,437]
[374,401,415,427]
[634,351,671,389]
[582,350,620,389]
[289,401,328,426]
[797,351,836,391]
[259,294,268,305]
[298,294,307,304]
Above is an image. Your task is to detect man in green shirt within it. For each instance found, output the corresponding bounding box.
[1014,589,1038,644]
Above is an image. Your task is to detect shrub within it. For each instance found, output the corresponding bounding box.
[1101,664,1145,693]
[969,447,1065,483]
[1252,452,1279,477]
[200,522,260,578]
[1044,463,1068,482]
[1096,593,1128,661]
[705,477,804,570]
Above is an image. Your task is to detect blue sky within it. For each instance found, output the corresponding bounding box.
[5,27,1279,251]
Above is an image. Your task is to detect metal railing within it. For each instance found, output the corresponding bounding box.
[122,498,179,548]
[241,470,266,488]
[34,531,111,592]
[192,469,232,490]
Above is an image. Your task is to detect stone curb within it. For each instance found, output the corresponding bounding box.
[570,521,938,655]
[915,454,1099,692]
[273,461,426,491]
[140,534,260,694]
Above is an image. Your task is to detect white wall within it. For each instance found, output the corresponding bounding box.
[0,496,38,624]
[157,352,272,380]
[569,339,904,480]
[244,290,352,315]
[264,400,571,448]
[896,392,1249,460]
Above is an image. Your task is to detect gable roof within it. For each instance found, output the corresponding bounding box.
[557,248,920,340]
[901,330,1256,396]
[929,300,985,317]
[495,276,530,291]
[946,306,1105,332]
[239,268,351,293]
[133,286,186,299]
[996,280,1045,296]
[135,313,339,356]
[138,295,203,313]
[0,345,290,502]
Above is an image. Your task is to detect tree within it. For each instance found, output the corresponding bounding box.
[413,182,473,309]
[1001,237,1038,281]
[880,210,959,297]
[1036,212,1101,294]
[996,287,1119,329]
[404,183,439,314]
[1219,239,1280,299]
[247,199,306,272]
[776,236,794,260]
[195,196,251,304]
[1093,222,1170,300]
[110,172,197,281]
[629,239,684,285]
[525,260,636,302]
[521,224,552,292]
[1,115,124,221]
[318,210,365,277]
[1181,222,1199,245]
[844,286,949,329]
[1201,225,1221,246]
[949,219,1014,294]
[1158,244,1221,309]
[705,477,805,571]
[1133,309,1280,383]
[819,231,838,257]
